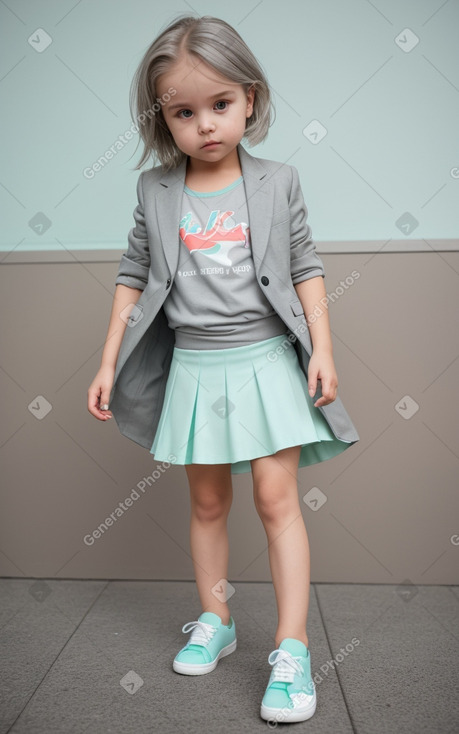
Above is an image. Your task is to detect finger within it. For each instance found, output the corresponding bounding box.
[87,388,101,415]
[308,373,317,397]
[99,390,112,419]
[319,378,332,400]
[314,386,337,407]
[88,387,111,420]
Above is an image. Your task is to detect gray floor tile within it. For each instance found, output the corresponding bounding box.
[316,583,459,734]
[1,580,457,733]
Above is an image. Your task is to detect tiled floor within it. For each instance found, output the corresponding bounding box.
[1,580,458,733]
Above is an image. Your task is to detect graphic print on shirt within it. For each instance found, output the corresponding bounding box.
[179,209,250,267]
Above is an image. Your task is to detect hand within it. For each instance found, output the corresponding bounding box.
[87,365,115,421]
[307,349,338,407]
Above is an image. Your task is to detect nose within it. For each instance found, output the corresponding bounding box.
[197,114,215,134]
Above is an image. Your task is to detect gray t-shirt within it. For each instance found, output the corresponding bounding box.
[162,176,288,349]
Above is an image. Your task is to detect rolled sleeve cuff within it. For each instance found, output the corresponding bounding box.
[115,254,149,290]
[291,267,325,285]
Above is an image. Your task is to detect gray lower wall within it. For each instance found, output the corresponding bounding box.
[1,252,458,583]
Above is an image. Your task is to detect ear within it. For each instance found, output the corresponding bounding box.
[246,84,255,117]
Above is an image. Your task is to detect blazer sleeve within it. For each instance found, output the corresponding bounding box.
[115,171,151,291]
[288,165,325,284]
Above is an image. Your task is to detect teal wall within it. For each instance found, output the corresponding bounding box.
[1,0,457,254]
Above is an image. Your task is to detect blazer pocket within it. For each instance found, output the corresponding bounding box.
[290,299,305,317]
[270,207,290,228]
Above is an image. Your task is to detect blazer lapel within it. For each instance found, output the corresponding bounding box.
[154,143,276,280]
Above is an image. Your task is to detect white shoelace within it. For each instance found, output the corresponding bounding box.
[181,620,217,646]
[267,649,305,682]
[268,649,315,703]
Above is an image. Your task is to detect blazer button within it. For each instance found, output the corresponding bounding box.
[261,276,269,285]
[166,278,171,289]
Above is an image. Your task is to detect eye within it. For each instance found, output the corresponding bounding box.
[176,100,229,119]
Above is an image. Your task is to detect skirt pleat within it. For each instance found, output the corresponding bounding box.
[150,333,352,474]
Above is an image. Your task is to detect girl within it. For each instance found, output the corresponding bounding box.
[88,13,359,724]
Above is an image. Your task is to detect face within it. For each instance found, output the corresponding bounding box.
[156,53,255,167]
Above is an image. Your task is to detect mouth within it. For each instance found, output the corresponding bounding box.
[202,141,220,148]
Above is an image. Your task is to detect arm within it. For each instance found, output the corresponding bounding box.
[100,283,143,369]
[115,170,151,289]
[288,165,337,407]
[102,170,150,368]
[294,276,338,407]
[88,171,150,421]
[294,276,332,354]
[87,284,143,421]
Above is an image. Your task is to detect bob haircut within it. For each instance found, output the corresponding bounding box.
[129,13,275,172]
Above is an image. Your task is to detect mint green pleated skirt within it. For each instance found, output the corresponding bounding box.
[150,333,352,474]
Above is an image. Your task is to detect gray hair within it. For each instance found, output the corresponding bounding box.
[129,13,275,172]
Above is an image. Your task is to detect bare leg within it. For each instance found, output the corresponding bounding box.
[251,445,310,649]
[185,462,233,625]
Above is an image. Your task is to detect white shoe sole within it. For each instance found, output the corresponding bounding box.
[260,692,317,723]
[172,637,237,675]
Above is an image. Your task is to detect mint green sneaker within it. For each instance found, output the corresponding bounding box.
[172,611,237,675]
[260,638,316,723]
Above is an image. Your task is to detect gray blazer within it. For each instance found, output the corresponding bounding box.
[108,143,360,451]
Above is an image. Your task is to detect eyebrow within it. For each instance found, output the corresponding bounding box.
[167,90,237,111]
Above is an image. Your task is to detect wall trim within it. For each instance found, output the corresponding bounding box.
[0,239,458,265]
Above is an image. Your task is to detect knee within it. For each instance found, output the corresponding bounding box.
[191,488,232,522]
[253,481,293,523]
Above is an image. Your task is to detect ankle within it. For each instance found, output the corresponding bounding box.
[203,609,230,625]
[275,636,309,649]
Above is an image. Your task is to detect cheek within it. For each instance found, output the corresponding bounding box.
[167,119,186,138]
[164,111,182,131]
[173,125,191,141]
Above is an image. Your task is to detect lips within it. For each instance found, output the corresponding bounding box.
[202,141,220,148]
